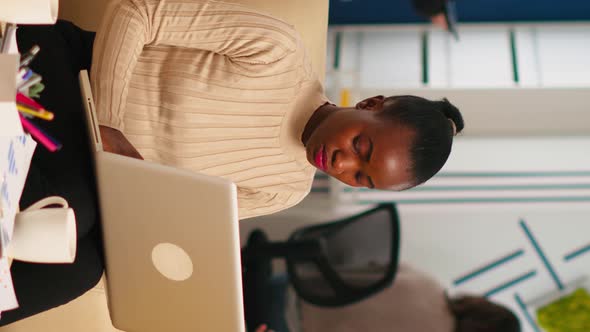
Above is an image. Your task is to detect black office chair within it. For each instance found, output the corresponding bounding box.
[241,203,401,330]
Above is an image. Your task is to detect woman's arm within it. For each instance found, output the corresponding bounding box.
[237,188,301,220]
[91,0,298,131]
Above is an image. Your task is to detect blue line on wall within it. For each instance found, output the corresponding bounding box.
[437,171,590,177]
[514,293,541,332]
[357,197,590,205]
[564,243,590,262]
[519,220,564,290]
[345,184,590,193]
[453,249,525,286]
[484,270,537,298]
[314,172,329,180]
[333,31,342,70]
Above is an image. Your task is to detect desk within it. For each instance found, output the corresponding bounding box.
[1,21,33,314]
[0,22,104,325]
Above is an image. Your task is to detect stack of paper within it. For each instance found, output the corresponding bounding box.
[0,135,36,314]
[0,54,21,136]
[0,135,37,248]
[0,24,38,315]
[0,257,17,313]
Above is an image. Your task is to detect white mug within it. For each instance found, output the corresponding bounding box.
[7,196,77,263]
[0,0,59,24]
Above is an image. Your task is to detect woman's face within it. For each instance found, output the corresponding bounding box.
[304,97,415,190]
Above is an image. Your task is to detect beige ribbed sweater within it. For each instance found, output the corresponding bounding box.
[91,0,327,219]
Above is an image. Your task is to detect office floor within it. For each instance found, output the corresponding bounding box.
[397,203,590,332]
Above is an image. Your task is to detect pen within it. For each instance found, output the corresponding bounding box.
[20,45,40,68]
[17,104,54,121]
[16,93,48,112]
[18,114,62,152]
[17,69,34,85]
[18,67,28,78]
[22,70,34,81]
[1,24,17,53]
[18,74,42,92]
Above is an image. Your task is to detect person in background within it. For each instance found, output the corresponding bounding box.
[256,324,275,332]
[412,0,459,38]
[300,263,521,332]
[93,0,465,220]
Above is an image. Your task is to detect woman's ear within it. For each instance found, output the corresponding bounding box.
[356,95,385,110]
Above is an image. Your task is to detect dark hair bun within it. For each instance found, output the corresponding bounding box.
[440,98,464,135]
[448,295,521,332]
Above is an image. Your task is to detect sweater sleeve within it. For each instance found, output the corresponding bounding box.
[237,187,305,220]
[91,0,298,131]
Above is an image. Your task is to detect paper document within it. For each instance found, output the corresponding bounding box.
[0,135,37,247]
[0,256,18,313]
[0,54,23,137]
[0,134,36,314]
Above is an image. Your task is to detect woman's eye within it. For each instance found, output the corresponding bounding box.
[353,136,360,153]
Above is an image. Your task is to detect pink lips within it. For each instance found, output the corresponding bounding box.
[314,146,327,171]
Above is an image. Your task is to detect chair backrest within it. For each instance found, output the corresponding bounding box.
[286,203,401,307]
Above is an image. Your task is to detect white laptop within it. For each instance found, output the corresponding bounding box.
[78,70,245,332]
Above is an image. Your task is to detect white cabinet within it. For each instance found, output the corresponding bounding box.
[359,30,423,88]
[428,27,514,88]
[534,26,590,86]
[326,23,590,136]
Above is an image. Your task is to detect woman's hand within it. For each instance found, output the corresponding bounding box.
[255,324,275,332]
[99,125,143,160]
[430,13,448,30]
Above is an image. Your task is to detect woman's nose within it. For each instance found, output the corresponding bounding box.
[332,150,358,175]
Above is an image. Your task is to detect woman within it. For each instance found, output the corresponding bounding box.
[93,0,465,219]
[3,0,464,324]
